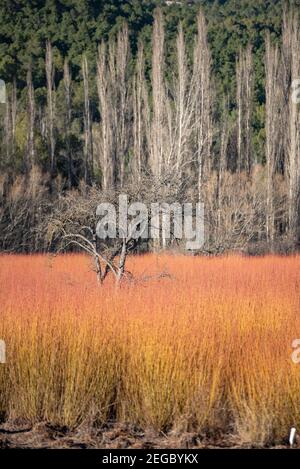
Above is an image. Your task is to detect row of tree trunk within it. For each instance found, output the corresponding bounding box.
[1,7,300,248]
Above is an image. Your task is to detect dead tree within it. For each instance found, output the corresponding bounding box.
[82,55,93,185]
[45,188,146,286]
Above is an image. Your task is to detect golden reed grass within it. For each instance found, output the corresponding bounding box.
[0,254,300,445]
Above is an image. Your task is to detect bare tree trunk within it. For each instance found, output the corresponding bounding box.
[64,59,72,188]
[26,67,35,170]
[265,34,282,245]
[97,41,114,190]
[4,95,11,166]
[133,42,149,181]
[282,9,300,244]
[11,78,17,160]
[288,12,300,244]
[236,44,253,174]
[217,97,230,237]
[115,24,130,187]
[82,55,93,185]
[46,41,56,177]
[173,23,195,176]
[150,8,167,178]
[193,9,213,201]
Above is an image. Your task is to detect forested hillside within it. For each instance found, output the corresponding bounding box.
[0,0,286,161]
[0,0,299,253]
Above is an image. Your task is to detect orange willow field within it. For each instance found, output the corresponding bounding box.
[0,254,300,446]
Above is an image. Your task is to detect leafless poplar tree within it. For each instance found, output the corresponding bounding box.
[173,23,196,176]
[11,78,17,159]
[150,8,167,178]
[64,59,72,188]
[45,41,56,176]
[265,34,282,244]
[82,55,93,185]
[132,42,149,181]
[193,10,213,201]
[217,97,230,236]
[288,12,300,242]
[97,41,114,190]
[236,44,253,174]
[114,24,131,187]
[26,67,35,169]
[4,94,11,165]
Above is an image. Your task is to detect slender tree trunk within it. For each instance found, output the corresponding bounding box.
[64,59,72,188]
[193,9,212,201]
[217,98,230,237]
[151,8,166,178]
[236,45,253,174]
[282,9,300,244]
[46,41,56,177]
[173,23,195,176]
[26,67,35,170]
[82,55,93,185]
[11,78,17,160]
[133,42,148,181]
[115,24,130,187]
[4,95,11,166]
[288,15,300,243]
[97,41,114,190]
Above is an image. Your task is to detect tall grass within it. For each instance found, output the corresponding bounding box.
[0,254,299,445]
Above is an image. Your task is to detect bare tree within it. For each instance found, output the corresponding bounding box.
[150,8,167,178]
[265,33,283,244]
[132,42,149,181]
[114,24,131,187]
[3,79,18,167]
[4,91,11,165]
[64,59,72,188]
[97,41,115,190]
[287,11,300,243]
[44,187,148,286]
[26,67,35,170]
[236,44,253,174]
[217,97,231,236]
[45,41,56,176]
[82,55,93,185]
[193,9,213,201]
[173,23,196,176]
[11,78,17,159]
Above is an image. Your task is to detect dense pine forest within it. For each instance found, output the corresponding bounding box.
[0,0,300,253]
